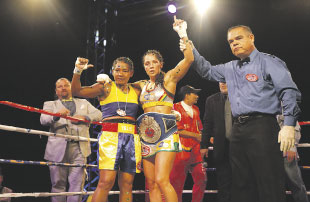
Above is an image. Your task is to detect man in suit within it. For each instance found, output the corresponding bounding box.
[201,82,232,201]
[40,78,102,202]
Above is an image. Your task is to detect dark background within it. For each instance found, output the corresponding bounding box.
[0,0,310,201]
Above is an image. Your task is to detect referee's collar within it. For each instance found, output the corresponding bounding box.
[238,48,258,66]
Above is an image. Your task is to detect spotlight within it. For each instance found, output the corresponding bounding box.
[192,0,212,15]
[167,0,177,14]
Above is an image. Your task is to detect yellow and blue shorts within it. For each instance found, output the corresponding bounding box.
[97,122,142,173]
[137,112,181,158]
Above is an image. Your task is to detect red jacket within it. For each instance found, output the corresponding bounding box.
[173,102,203,150]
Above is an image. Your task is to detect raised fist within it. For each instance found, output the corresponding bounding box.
[73,57,94,75]
[75,57,94,71]
[173,16,188,38]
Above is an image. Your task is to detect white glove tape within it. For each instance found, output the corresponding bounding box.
[179,39,186,52]
[173,21,188,38]
[171,110,182,121]
[75,58,88,70]
[73,67,83,75]
[73,58,88,75]
[96,74,111,83]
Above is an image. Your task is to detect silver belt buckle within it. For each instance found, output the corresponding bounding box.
[138,115,161,143]
[238,115,249,124]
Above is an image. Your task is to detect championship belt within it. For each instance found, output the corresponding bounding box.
[137,112,178,144]
[138,115,161,143]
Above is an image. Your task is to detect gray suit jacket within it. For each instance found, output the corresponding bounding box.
[40,98,102,162]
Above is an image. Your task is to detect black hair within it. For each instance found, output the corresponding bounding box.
[112,57,134,71]
[228,25,253,35]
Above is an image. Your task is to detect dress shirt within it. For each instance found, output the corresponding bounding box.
[53,99,76,121]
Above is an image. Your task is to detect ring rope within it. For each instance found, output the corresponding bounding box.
[0,190,228,198]
[0,191,95,198]
[299,121,310,125]
[0,124,98,142]
[1,190,309,199]
[1,100,310,126]
[296,143,310,148]
[2,123,308,149]
[3,158,310,171]
[0,159,214,170]
[0,101,103,125]
[0,159,97,168]
[208,143,310,150]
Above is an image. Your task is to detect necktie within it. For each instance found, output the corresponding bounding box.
[61,100,76,116]
[238,57,250,67]
[224,95,232,140]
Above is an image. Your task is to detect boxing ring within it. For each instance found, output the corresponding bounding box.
[1,100,310,201]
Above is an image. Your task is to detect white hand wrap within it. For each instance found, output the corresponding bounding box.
[73,58,88,75]
[278,125,295,153]
[75,58,88,70]
[173,21,188,38]
[73,67,83,75]
[179,39,186,52]
[96,74,111,83]
[171,110,182,121]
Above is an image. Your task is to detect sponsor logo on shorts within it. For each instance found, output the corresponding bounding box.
[164,142,170,148]
[245,74,258,82]
[137,161,142,171]
[142,145,151,156]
